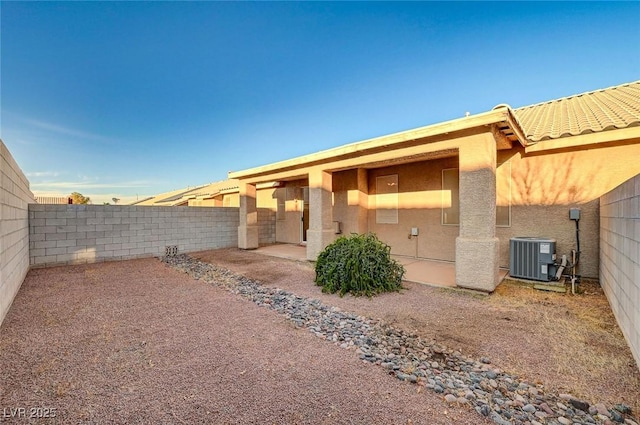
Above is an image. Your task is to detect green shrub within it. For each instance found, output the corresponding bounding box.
[315,233,405,297]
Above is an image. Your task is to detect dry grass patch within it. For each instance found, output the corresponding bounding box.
[491,279,640,411]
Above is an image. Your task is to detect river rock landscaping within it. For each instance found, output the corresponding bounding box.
[162,254,638,425]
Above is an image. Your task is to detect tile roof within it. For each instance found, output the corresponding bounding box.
[186,180,239,199]
[130,186,206,206]
[35,196,70,204]
[514,80,640,142]
[130,179,239,206]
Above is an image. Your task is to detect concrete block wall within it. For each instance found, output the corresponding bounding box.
[29,205,276,268]
[600,174,640,370]
[1,140,35,325]
[258,208,276,244]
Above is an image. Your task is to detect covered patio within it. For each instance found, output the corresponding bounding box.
[230,107,527,292]
[255,243,509,288]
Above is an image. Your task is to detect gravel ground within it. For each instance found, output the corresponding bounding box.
[166,254,638,425]
[191,248,640,419]
[1,257,487,425]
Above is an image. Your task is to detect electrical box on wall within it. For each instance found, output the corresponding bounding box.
[333,221,342,234]
[410,227,419,236]
[569,208,581,220]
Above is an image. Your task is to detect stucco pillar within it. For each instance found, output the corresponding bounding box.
[238,182,258,249]
[307,169,334,260]
[455,133,500,291]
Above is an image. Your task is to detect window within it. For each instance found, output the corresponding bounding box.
[442,168,460,225]
[375,175,398,224]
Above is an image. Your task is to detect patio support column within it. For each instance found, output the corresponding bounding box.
[455,133,500,291]
[238,182,258,249]
[307,169,334,260]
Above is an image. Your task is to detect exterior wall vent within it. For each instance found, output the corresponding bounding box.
[509,237,556,281]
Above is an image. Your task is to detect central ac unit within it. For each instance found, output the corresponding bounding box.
[509,237,557,281]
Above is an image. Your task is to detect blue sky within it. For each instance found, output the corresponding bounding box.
[2,1,639,204]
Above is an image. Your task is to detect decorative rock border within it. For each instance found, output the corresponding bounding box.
[162,254,637,425]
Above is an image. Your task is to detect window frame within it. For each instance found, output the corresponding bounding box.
[441,168,460,226]
[375,174,399,225]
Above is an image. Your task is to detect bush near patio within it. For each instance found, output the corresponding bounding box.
[315,233,405,297]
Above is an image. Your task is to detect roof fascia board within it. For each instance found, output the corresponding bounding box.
[504,109,529,147]
[233,136,477,183]
[230,108,513,180]
[524,126,640,154]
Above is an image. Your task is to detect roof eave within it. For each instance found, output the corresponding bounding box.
[230,108,521,180]
[504,108,530,147]
[524,125,640,154]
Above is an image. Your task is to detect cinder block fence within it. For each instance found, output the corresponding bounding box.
[0,140,35,325]
[600,174,640,369]
[2,139,277,327]
[29,204,275,268]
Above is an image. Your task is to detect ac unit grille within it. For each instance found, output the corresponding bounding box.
[509,237,556,281]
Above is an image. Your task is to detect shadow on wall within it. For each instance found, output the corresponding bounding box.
[512,151,592,206]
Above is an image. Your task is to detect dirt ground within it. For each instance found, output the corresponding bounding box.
[193,248,640,413]
[1,257,487,425]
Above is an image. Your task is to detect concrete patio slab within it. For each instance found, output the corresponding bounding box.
[255,244,507,289]
[393,256,456,287]
[256,243,308,261]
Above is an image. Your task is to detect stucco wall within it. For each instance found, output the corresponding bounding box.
[257,188,277,210]
[268,138,640,279]
[333,169,368,236]
[29,205,275,268]
[599,174,640,369]
[497,143,640,278]
[1,140,35,326]
[269,154,599,269]
[364,143,639,278]
[496,202,599,275]
[367,157,460,261]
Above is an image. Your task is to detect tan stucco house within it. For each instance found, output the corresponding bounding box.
[230,81,640,292]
